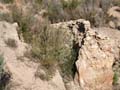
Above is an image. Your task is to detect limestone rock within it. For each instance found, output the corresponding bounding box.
[74,21,114,90]
[95,27,120,90]
[53,19,115,90]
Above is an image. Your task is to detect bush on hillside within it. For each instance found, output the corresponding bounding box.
[1,0,14,3]
[112,0,120,6]
[22,19,76,81]
[11,6,34,43]
[113,72,119,85]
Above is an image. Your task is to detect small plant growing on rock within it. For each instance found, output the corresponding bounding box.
[11,6,33,43]
[0,54,5,90]
[113,72,119,85]
[61,0,81,9]
[0,54,4,75]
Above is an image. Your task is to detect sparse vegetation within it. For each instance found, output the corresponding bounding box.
[0,54,11,90]
[35,0,43,5]
[11,6,33,43]
[0,0,118,84]
[61,0,81,9]
[5,38,17,48]
[43,0,112,26]
[1,0,14,3]
[46,0,83,23]
[0,54,4,90]
[113,72,119,85]
[0,0,120,89]
[0,54,4,76]
[0,13,13,22]
[10,0,113,82]
[112,0,120,6]
[59,48,77,82]
[30,21,76,81]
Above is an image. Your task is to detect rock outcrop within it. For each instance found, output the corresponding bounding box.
[0,19,117,90]
[74,21,114,90]
[53,19,116,90]
[95,27,120,90]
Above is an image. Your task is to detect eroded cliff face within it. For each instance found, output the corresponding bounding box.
[74,21,114,90]
[52,19,117,90]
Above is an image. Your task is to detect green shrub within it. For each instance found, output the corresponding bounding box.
[46,0,65,23]
[0,13,13,22]
[1,0,14,3]
[46,0,83,23]
[35,0,43,4]
[0,55,11,90]
[31,22,63,78]
[0,54,4,75]
[45,0,112,26]
[61,0,82,9]
[11,6,33,43]
[31,21,63,59]
[59,48,77,82]
[29,20,76,81]
[113,72,119,85]
[0,54,5,90]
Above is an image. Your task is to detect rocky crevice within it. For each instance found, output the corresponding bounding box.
[65,20,115,90]
[75,22,115,90]
[52,19,116,90]
[0,19,118,90]
[0,72,11,90]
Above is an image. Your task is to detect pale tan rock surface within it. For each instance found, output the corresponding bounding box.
[95,27,120,90]
[68,20,115,90]
[53,19,115,90]
[75,25,114,90]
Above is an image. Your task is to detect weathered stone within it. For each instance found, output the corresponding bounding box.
[109,21,116,29]
[53,19,115,90]
[75,22,114,90]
